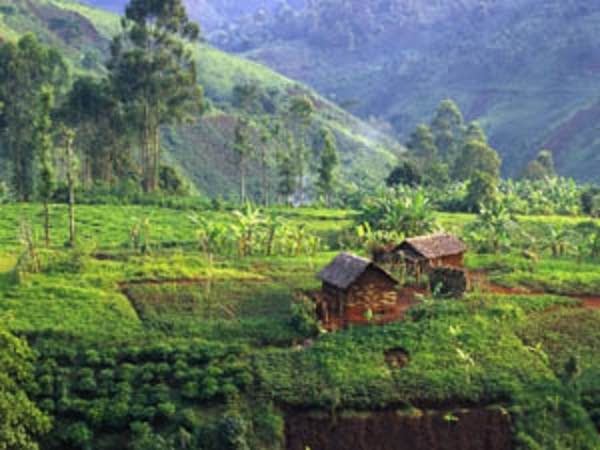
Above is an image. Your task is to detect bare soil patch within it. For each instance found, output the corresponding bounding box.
[285,407,512,450]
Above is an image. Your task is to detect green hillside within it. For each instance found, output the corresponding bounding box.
[0,0,401,198]
[207,0,600,181]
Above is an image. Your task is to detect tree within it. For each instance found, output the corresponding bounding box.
[406,124,437,169]
[232,81,263,203]
[464,171,499,212]
[463,121,488,144]
[61,128,78,247]
[276,145,296,205]
[286,95,314,201]
[233,117,251,203]
[60,77,134,185]
[520,160,547,181]
[0,324,51,449]
[467,202,519,254]
[0,34,67,201]
[108,0,203,193]
[316,128,339,205]
[159,165,189,195]
[35,87,56,247]
[453,139,501,181]
[386,160,423,187]
[537,150,556,176]
[430,99,464,161]
[360,189,437,236]
[520,149,556,181]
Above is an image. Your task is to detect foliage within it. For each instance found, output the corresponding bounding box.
[464,171,499,213]
[0,324,51,450]
[385,160,423,188]
[316,128,339,205]
[466,202,520,253]
[520,149,556,181]
[190,203,323,258]
[581,186,600,217]
[359,188,437,236]
[107,0,203,192]
[0,34,67,201]
[158,165,190,196]
[290,295,320,337]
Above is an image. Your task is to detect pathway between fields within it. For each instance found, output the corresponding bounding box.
[470,271,600,311]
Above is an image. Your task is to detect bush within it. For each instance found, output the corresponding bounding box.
[63,422,93,449]
[159,165,190,196]
[290,296,320,337]
[429,267,468,298]
[218,412,251,450]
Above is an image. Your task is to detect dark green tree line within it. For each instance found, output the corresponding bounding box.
[107,0,204,193]
[0,34,67,201]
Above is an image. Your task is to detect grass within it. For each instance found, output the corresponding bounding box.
[1,203,600,449]
[467,253,600,295]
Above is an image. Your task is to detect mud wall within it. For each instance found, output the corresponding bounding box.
[286,408,512,450]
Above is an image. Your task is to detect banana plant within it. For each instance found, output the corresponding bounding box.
[231,202,266,257]
[189,214,231,259]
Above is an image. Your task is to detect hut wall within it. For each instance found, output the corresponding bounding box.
[344,269,398,325]
[437,253,464,268]
[319,282,348,329]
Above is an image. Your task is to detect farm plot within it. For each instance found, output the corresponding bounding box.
[121,277,306,346]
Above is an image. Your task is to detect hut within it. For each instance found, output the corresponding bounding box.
[395,233,467,279]
[315,253,399,329]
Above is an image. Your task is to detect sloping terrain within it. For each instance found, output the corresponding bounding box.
[0,0,400,197]
[137,0,600,181]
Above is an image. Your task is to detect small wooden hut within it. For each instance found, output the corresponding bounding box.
[395,233,467,279]
[316,253,399,329]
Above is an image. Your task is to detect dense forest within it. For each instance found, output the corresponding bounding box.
[194,0,600,181]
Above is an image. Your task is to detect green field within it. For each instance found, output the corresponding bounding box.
[1,203,600,449]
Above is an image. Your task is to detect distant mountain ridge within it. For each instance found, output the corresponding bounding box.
[79,0,600,181]
[206,0,600,180]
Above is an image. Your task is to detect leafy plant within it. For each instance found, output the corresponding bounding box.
[360,187,437,236]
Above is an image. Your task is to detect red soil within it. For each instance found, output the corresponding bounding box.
[573,296,600,310]
[285,408,512,450]
[469,271,538,295]
[471,271,600,311]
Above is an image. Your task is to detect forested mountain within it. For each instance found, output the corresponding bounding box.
[199,0,600,180]
[0,0,399,198]
[76,0,600,180]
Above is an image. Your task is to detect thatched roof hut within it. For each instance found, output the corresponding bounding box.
[317,252,397,290]
[316,253,400,329]
[396,233,467,262]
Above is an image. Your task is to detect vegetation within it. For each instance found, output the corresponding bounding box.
[0,1,599,450]
[206,0,600,181]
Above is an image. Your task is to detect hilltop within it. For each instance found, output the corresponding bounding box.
[0,0,400,198]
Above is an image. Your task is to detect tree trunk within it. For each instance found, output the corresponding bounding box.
[43,201,50,247]
[240,154,246,203]
[261,146,269,206]
[151,124,160,192]
[65,134,76,247]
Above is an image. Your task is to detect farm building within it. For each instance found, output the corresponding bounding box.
[394,233,467,277]
[315,253,400,329]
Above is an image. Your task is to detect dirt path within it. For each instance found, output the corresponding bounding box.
[573,296,600,310]
[470,271,600,311]
[469,271,540,296]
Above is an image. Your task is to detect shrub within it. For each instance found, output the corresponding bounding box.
[63,422,93,449]
[218,412,251,450]
[290,296,320,337]
[157,402,177,419]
